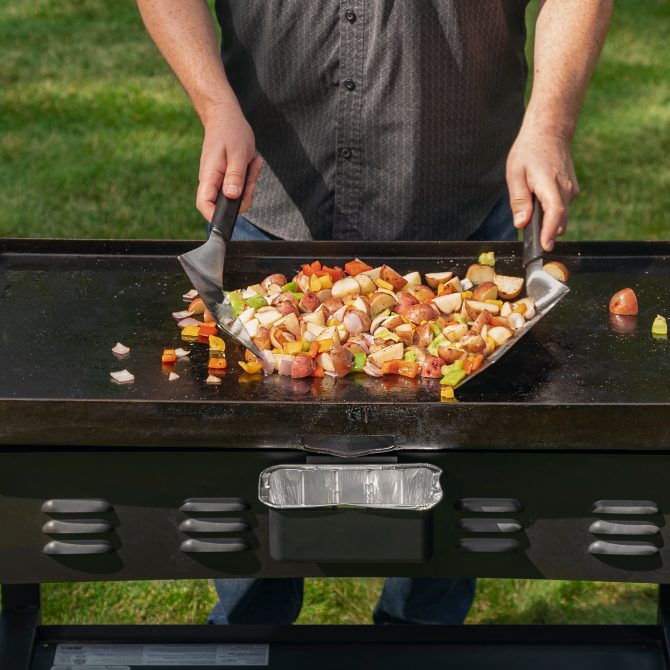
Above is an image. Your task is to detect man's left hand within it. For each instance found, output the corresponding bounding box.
[506,125,580,252]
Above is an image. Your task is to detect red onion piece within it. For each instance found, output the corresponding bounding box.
[362,362,383,377]
[278,356,295,377]
[343,311,364,334]
[178,317,201,329]
[260,350,276,375]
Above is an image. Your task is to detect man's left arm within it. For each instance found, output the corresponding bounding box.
[507,0,613,251]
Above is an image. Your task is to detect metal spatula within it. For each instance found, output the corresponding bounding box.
[178,191,264,360]
[523,196,571,313]
[455,196,569,387]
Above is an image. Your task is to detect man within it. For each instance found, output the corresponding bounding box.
[138,0,612,624]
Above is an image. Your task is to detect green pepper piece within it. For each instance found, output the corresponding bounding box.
[353,352,367,371]
[440,369,466,386]
[652,315,668,338]
[430,321,442,338]
[229,290,246,316]
[403,350,417,363]
[427,334,447,357]
[245,295,268,310]
[441,360,463,376]
[282,281,298,292]
[294,292,304,301]
[453,313,467,325]
[478,251,495,267]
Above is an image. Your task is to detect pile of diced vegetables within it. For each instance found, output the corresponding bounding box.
[171,254,541,400]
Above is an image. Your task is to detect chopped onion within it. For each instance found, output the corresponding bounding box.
[324,370,339,378]
[183,289,198,301]
[174,348,190,358]
[111,342,130,356]
[363,362,383,377]
[168,372,180,381]
[110,369,135,384]
[278,356,295,377]
[178,317,201,329]
[260,350,275,375]
[460,278,473,291]
[343,311,364,334]
[206,374,221,385]
[172,310,191,320]
[332,305,347,321]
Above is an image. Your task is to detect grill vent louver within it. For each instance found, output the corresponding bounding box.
[41,499,116,557]
[455,499,524,553]
[589,500,661,557]
[179,498,252,554]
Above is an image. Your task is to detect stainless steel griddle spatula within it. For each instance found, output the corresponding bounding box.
[178,191,264,361]
[455,196,569,388]
[523,196,571,313]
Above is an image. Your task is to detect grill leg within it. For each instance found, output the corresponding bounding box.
[0,584,41,670]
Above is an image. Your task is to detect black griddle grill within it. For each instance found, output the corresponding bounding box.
[1,238,670,669]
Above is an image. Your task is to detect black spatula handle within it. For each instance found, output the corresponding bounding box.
[522,195,544,267]
[210,189,244,241]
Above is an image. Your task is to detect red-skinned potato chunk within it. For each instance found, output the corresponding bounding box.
[404,303,438,325]
[460,332,486,353]
[472,282,497,302]
[421,356,443,379]
[379,265,407,291]
[472,309,492,334]
[437,344,465,364]
[291,354,315,378]
[261,274,288,291]
[253,327,272,350]
[330,345,354,377]
[395,293,419,316]
[609,288,638,316]
[413,322,433,348]
[299,290,320,313]
[276,300,299,316]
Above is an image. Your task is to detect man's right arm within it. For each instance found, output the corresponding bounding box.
[137,0,262,221]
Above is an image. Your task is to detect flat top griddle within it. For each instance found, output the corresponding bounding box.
[1,239,669,449]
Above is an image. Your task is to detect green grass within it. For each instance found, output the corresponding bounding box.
[1,0,667,626]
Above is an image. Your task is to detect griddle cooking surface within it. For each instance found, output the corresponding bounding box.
[1,240,668,405]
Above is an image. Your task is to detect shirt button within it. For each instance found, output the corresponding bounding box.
[339,148,352,159]
[344,9,356,23]
[343,79,356,91]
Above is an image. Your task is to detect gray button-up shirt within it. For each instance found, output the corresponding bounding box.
[215,1,529,241]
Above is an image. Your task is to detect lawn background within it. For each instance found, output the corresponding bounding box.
[0,0,668,625]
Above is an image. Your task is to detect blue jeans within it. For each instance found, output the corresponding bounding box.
[209,192,513,625]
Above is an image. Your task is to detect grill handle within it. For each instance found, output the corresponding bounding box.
[522,195,544,268]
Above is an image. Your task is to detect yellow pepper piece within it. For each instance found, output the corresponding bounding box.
[317,338,335,353]
[485,299,503,308]
[181,325,200,338]
[309,274,321,292]
[440,386,456,402]
[239,361,263,374]
[512,302,527,315]
[208,335,226,352]
[376,278,394,291]
[461,291,473,299]
[283,341,304,356]
[485,336,496,353]
[326,317,341,327]
[319,274,333,290]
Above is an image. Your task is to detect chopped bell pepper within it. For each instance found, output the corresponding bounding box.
[312,365,325,377]
[462,357,474,375]
[403,350,417,363]
[344,259,373,276]
[198,324,217,337]
[427,334,447,357]
[309,274,321,292]
[461,290,473,300]
[440,386,456,402]
[322,265,344,283]
[161,349,177,364]
[430,321,442,337]
[478,251,495,267]
[208,357,227,371]
[485,299,504,309]
[440,369,466,386]
[283,341,304,356]
[381,360,420,378]
[294,292,304,300]
[181,325,200,338]
[238,360,263,374]
[228,291,246,315]
[471,354,484,371]
[376,278,394,291]
[208,335,226,352]
[319,274,333,290]
[282,281,298,292]
[307,341,319,358]
[652,315,668,338]
[441,360,463,376]
[245,295,267,310]
[353,352,367,371]
[453,313,467,325]
[317,338,335,353]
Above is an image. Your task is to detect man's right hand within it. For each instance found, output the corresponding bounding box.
[196,102,264,222]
